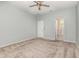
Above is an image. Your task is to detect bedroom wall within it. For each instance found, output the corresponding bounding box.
[0,2,37,47]
[76,3,79,44]
[40,7,76,42]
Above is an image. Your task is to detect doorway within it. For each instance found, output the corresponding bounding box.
[55,16,64,41]
[37,20,44,37]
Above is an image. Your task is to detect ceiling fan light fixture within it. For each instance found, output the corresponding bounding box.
[29,1,50,11]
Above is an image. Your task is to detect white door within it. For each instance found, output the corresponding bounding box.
[37,20,44,37]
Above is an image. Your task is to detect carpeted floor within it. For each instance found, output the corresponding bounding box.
[0,38,78,58]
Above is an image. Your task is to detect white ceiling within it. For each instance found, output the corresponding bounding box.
[8,1,78,14]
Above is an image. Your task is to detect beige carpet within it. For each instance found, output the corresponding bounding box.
[0,38,78,58]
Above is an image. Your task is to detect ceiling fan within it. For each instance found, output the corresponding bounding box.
[29,1,50,10]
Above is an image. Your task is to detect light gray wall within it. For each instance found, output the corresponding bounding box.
[76,3,79,44]
[41,7,76,42]
[0,2,37,47]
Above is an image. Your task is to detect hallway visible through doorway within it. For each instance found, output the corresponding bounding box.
[55,16,64,41]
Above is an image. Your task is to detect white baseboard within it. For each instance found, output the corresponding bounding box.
[0,37,36,48]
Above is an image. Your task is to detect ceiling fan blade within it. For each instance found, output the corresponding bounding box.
[34,1,39,4]
[41,4,50,7]
[34,1,44,5]
[29,4,37,7]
